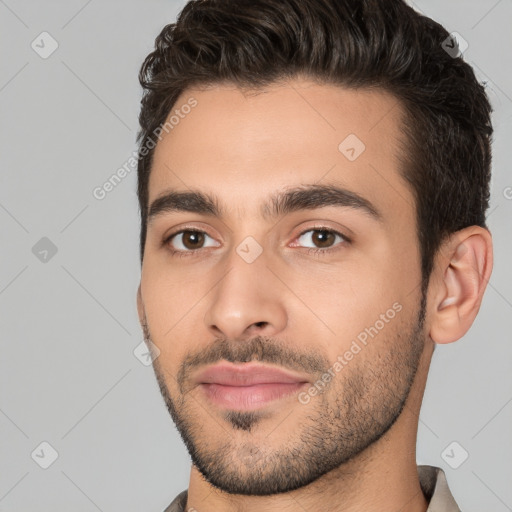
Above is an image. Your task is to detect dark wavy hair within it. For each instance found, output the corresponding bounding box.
[136,0,493,292]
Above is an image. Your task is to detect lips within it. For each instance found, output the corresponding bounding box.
[193,361,310,386]
[193,362,310,410]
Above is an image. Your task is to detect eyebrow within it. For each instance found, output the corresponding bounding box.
[147,183,382,224]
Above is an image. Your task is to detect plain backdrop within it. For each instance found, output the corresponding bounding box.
[1,0,511,510]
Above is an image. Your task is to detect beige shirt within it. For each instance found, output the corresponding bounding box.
[163,465,460,511]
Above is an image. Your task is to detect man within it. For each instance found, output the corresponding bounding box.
[135,0,494,510]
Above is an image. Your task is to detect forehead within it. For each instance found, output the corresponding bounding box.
[148,78,414,224]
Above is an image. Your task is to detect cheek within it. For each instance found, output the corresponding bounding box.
[140,269,200,361]
[286,243,418,358]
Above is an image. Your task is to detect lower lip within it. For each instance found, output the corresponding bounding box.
[199,382,307,410]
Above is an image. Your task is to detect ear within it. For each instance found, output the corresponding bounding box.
[429,226,493,344]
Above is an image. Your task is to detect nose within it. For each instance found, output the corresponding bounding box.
[203,251,288,341]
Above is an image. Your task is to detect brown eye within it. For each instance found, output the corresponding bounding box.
[165,229,219,255]
[311,230,336,248]
[297,228,346,250]
[292,227,350,256]
[181,230,205,249]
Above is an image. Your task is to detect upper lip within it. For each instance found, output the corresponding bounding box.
[193,362,310,387]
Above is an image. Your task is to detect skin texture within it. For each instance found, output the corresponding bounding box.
[136,77,493,512]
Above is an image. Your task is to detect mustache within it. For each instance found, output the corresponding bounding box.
[140,311,329,389]
[141,320,330,394]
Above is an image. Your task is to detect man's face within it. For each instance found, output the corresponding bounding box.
[138,78,427,494]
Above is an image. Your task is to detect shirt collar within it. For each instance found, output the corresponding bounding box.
[418,465,461,511]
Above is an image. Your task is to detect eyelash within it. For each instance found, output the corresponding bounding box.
[162,227,351,259]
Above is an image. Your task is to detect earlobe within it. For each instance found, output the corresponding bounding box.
[429,227,493,344]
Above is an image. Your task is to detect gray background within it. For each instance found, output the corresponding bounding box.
[0,0,511,510]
